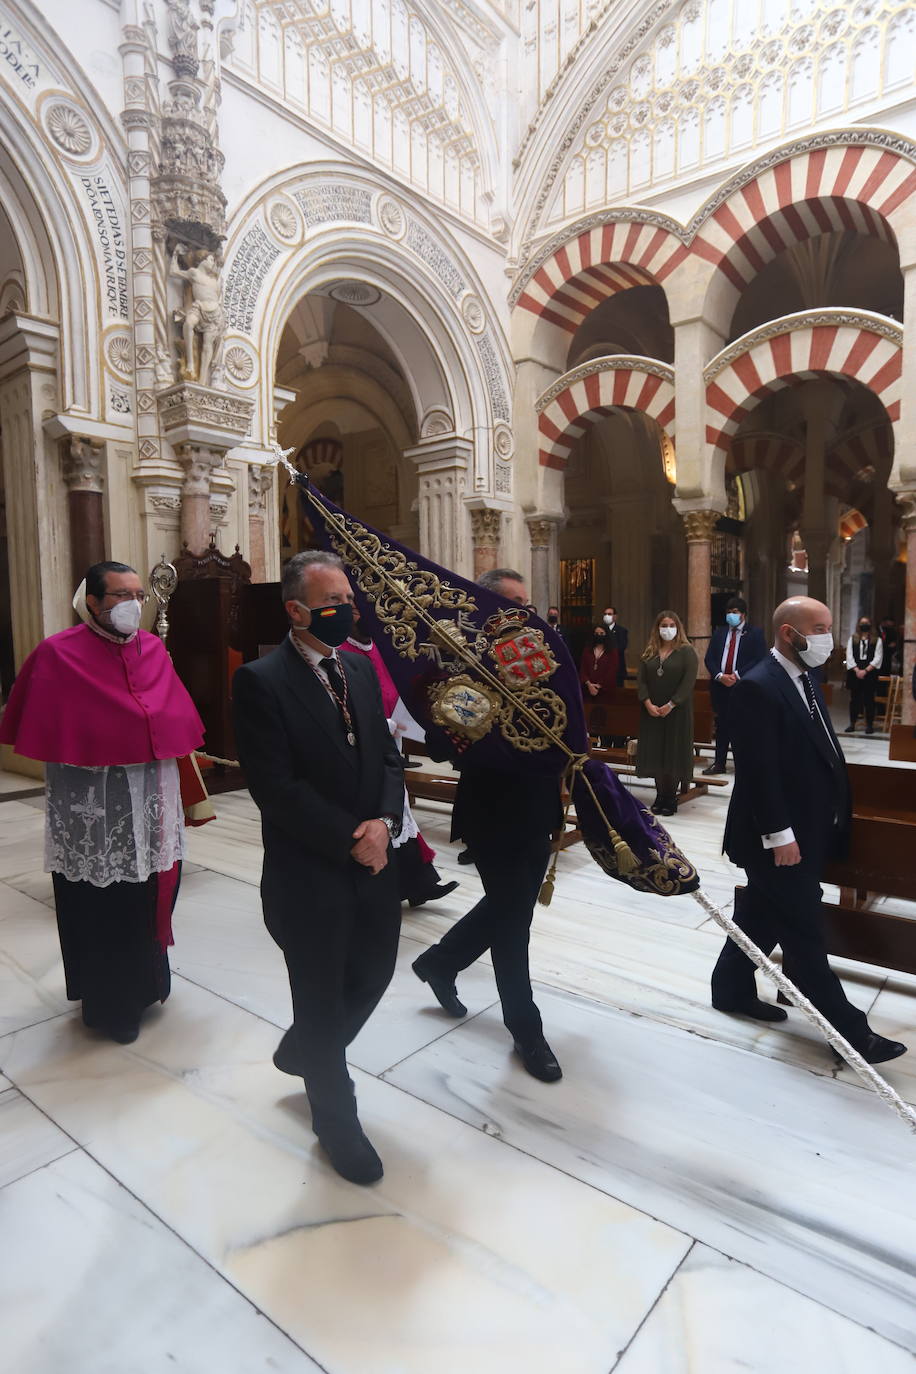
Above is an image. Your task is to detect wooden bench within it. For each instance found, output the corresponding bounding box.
[817,762,916,975]
[888,723,916,763]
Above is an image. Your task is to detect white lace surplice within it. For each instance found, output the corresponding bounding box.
[45,759,185,887]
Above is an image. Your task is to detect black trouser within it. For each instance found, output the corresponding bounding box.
[52,867,177,1030]
[271,869,400,1126]
[849,672,879,727]
[711,854,870,1045]
[422,833,551,1043]
[711,690,733,767]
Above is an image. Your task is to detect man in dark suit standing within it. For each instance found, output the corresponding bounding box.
[232,551,405,1184]
[711,596,906,1065]
[702,595,767,775]
[412,568,565,1083]
[602,605,629,686]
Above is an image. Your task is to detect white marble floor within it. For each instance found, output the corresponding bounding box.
[0,745,915,1374]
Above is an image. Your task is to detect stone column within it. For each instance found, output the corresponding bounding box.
[0,314,69,669]
[61,437,106,587]
[526,517,556,615]
[247,462,273,581]
[404,436,473,574]
[898,492,916,725]
[176,444,222,552]
[681,509,720,674]
[469,506,502,579]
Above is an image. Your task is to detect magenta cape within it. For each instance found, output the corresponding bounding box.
[0,624,204,766]
[340,639,399,717]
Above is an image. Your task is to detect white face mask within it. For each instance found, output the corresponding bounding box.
[795,631,833,668]
[603,614,615,626]
[108,598,143,636]
[659,625,677,642]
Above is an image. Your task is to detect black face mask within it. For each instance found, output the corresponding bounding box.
[547,614,558,624]
[593,632,606,645]
[859,623,871,635]
[298,601,354,648]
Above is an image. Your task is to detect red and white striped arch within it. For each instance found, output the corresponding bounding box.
[693,145,911,299]
[705,317,902,455]
[537,358,675,469]
[515,220,686,335]
[729,433,805,485]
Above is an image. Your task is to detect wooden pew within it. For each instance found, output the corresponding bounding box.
[888,723,916,763]
[818,762,916,975]
[583,685,724,805]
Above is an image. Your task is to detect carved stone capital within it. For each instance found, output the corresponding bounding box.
[176,443,223,497]
[158,382,254,451]
[470,507,502,547]
[526,517,556,549]
[682,510,721,544]
[247,463,273,514]
[61,436,105,493]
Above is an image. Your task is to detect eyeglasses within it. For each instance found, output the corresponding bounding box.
[106,590,149,604]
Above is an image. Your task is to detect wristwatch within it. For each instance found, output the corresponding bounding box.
[380,814,398,835]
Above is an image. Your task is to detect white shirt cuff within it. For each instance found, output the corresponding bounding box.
[762,827,795,849]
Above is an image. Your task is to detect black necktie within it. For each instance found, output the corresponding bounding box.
[320,655,345,700]
[801,672,840,759]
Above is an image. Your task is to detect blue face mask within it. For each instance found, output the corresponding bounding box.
[297,601,354,647]
[725,612,742,628]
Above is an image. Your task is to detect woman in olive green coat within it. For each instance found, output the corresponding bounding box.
[636,610,698,815]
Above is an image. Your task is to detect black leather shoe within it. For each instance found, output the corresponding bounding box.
[513,1038,563,1082]
[844,724,856,733]
[408,879,459,909]
[865,726,875,736]
[702,762,724,775]
[852,1033,907,1065]
[412,955,467,1017]
[317,1123,383,1185]
[712,997,788,1023]
[272,1031,301,1076]
[106,1024,140,1044]
[456,849,475,866]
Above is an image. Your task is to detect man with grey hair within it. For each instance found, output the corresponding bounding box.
[711,595,906,1064]
[233,550,406,1183]
[412,567,566,1082]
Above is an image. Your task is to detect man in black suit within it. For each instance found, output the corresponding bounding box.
[602,605,629,686]
[232,551,405,1184]
[412,568,565,1083]
[711,596,907,1065]
[702,595,767,775]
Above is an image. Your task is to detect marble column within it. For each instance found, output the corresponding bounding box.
[469,507,502,579]
[898,492,916,726]
[404,436,473,574]
[176,444,222,553]
[61,437,106,587]
[247,463,273,581]
[526,517,556,615]
[681,509,720,674]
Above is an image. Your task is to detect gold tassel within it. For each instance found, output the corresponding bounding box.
[610,828,638,875]
[538,851,559,905]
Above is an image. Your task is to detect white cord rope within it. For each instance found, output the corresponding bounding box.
[692,888,916,1135]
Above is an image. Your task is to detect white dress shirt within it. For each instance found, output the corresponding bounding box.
[288,630,338,683]
[844,635,883,672]
[717,622,745,679]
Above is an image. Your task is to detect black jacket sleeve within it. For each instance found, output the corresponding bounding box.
[730,677,791,839]
[232,665,359,864]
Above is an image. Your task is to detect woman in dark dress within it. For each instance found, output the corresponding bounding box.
[636,610,697,815]
[579,623,620,702]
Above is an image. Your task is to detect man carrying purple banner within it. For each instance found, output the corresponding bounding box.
[411,568,565,1083]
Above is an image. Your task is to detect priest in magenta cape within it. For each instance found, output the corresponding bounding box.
[287,473,698,898]
[0,560,204,1044]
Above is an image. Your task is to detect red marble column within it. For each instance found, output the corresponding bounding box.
[177,443,222,553]
[61,437,106,587]
[681,509,720,676]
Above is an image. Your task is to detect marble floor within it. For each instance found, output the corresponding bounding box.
[1,735,915,1374]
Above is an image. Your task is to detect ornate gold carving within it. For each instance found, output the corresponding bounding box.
[496,685,568,754]
[682,510,721,543]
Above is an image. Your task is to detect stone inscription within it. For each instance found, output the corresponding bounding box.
[405,221,464,298]
[295,185,371,227]
[79,175,128,319]
[475,333,510,421]
[224,223,281,333]
[0,23,40,92]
